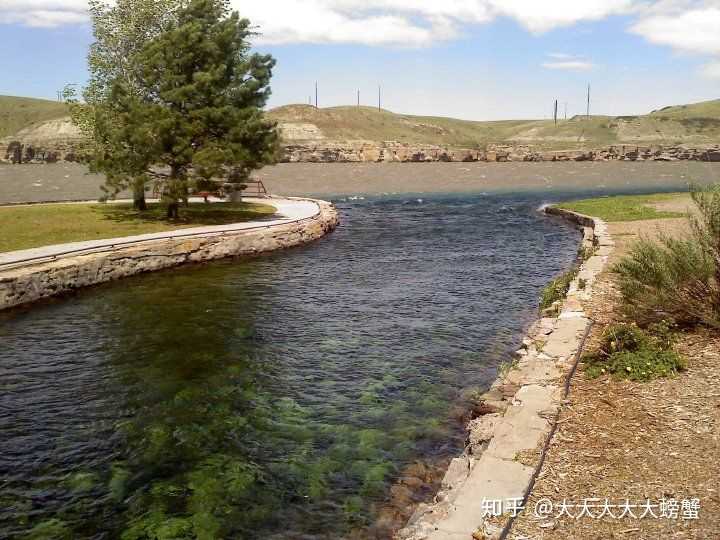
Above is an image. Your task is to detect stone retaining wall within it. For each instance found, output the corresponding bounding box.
[396,207,612,540]
[0,199,338,311]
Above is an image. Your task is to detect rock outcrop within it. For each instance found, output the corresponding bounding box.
[2,116,719,164]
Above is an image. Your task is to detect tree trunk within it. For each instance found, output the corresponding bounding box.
[134,193,147,211]
[166,202,179,219]
[132,178,147,211]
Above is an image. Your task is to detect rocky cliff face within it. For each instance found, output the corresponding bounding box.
[1,117,86,164]
[2,117,719,164]
[281,141,720,163]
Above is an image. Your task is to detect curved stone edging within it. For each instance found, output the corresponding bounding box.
[0,197,339,311]
[396,206,613,540]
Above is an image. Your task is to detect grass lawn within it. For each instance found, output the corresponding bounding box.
[0,201,277,253]
[557,192,688,222]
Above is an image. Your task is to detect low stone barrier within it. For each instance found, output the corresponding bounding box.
[0,198,339,311]
[396,207,613,540]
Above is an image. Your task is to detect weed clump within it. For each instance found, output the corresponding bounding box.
[539,268,578,314]
[613,183,720,329]
[584,322,685,381]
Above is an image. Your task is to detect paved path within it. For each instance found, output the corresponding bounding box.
[0,197,319,269]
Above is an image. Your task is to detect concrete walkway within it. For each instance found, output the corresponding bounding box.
[0,197,319,269]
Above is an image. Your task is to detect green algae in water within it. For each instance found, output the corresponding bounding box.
[1,194,583,538]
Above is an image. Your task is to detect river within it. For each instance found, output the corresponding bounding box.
[0,192,584,539]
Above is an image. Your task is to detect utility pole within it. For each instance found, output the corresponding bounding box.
[564,102,567,121]
[357,89,360,108]
[315,81,318,109]
[378,85,381,112]
[553,99,558,126]
[586,84,591,120]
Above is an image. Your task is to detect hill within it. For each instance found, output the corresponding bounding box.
[0,95,68,139]
[268,100,720,150]
[2,95,719,152]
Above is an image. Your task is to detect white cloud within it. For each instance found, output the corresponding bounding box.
[485,0,638,33]
[0,0,88,27]
[542,52,593,70]
[0,0,640,45]
[239,0,464,46]
[700,60,720,78]
[4,0,720,63]
[630,6,720,55]
[629,3,720,82]
[542,60,594,71]
[245,0,639,45]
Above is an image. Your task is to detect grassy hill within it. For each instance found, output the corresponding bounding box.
[0,95,68,139]
[2,94,719,150]
[269,100,720,149]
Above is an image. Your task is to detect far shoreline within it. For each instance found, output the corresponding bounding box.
[1,160,718,204]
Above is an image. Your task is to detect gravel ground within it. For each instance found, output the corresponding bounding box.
[508,211,720,540]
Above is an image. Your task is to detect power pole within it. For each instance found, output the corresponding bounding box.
[357,89,360,108]
[586,84,591,120]
[553,99,558,126]
[315,81,318,109]
[564,102,567,120]
[378,85,381,112]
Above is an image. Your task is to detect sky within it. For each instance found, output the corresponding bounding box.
[0,0,718,120]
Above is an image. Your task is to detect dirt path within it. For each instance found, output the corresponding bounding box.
[508,203,720,539]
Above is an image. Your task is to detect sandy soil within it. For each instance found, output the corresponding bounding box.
[508,210,720,540]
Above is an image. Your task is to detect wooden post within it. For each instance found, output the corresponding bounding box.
[586,84,591,120]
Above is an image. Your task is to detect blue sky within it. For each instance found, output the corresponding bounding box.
[1,0,719,120]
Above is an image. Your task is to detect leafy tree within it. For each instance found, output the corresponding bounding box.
[66,0,182,210]
[106,0,278,217]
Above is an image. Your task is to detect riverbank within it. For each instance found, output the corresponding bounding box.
[0,197,338,310]
[397,191,719,539]
[508,194,720,539]
[396,205,613,539]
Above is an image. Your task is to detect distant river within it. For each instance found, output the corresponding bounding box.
[0,192,582,539]
[0,161,717,203]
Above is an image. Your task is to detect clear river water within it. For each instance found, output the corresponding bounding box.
[0,182,697,538]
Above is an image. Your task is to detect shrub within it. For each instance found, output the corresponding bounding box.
[613,183,720,329]
[584,322,685,381]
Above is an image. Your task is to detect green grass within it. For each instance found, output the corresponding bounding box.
[557,193,687,222]
[0,201,276,253]
[584,322,685,382]
[0,95,68,139]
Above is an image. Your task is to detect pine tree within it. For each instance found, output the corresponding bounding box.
[111,0,278,217]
